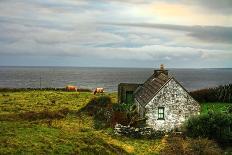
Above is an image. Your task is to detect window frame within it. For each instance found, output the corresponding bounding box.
[158,107,165,120]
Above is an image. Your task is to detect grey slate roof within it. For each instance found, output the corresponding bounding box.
[134,72,170,107]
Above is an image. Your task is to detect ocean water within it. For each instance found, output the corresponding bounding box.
[0,66,232,92]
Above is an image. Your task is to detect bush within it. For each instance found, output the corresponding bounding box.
[112,103,129,112]
[185,112,232,144]
[190,83,232,103]
[97,96,112,107]
[83,96,140,128]
[227,106,232,113]
[111,111,129,126]
[87,96,112,108]
[82,96,114,129]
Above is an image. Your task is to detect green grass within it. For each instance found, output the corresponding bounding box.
[0,91,162,154]
[0,91,230,154]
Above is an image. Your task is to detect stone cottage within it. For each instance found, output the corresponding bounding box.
[118,65,200,131]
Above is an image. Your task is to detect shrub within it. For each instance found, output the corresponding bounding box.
[190,83,232,103]
[84,96,142,129]
[227,106,232,113]
[82,96,114,129]
[185,112,232,144]
[97,96,112,107]
[111,111,129,126]
[112,103,129,112]
[87,96,112,108]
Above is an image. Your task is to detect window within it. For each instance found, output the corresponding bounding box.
[158,107,165,120]
[125,91,134,105]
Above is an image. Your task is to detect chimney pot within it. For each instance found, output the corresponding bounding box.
[160,64,164,70]
[154,64,168,77]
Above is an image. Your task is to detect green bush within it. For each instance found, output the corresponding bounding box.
[227,106,232,113]
[185,112,232,144]
[83,96,113,129]
[84,96,141,128]
[112,103,129,112]
[96,96,112,107]
[88,96,112,108]
[112,103,140,127]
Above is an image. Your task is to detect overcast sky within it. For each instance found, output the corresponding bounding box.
[0,0,231,68]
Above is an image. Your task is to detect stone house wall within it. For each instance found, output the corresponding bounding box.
[142,78,200,131]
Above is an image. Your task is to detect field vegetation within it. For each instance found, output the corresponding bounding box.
[0,91,162,154]
[0,90,230,154]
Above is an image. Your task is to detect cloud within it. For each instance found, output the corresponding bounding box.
[105,22,232,44]
[105,0,232,14]
[0,0,231,67]
[186,0,232,14]
[1,34,231,62]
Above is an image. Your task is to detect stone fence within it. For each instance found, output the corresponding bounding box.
[114,124,165,138]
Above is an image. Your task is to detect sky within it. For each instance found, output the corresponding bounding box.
[0,0,232,68]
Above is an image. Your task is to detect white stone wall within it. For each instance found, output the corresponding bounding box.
[144,78,200,131]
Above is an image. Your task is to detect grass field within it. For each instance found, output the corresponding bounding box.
[0,91,230,154]
[0,91,163,154]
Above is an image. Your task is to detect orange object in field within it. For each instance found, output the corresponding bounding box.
[66,85,78,91]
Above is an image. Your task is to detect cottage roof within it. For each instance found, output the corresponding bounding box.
[134,72,171,107]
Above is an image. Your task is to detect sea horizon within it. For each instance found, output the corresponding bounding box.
[1,66,232,92]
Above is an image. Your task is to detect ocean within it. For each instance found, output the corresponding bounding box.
[0,66,232,92]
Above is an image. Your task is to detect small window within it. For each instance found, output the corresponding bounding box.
[158,107,165,120]
[125,91,134,105]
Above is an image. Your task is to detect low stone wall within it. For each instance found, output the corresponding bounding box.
[114,124,165,138]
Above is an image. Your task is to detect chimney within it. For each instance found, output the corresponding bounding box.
[154,64,168,77]
[160,64,164,70]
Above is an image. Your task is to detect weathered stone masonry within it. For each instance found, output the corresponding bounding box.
[144,78,200,131]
